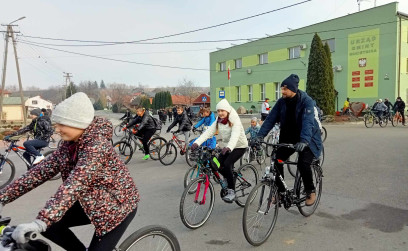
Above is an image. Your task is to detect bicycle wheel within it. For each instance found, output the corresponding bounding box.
[47,136,60,149]
[239,147,251,166]
[118,225,180,251]
[392,114,399,127]
[113,141,134,164]
[183,165,202,193]
[158,143,177,166]
[235,164,258,207]
[0,157,16,189]
[296,164,323,217]
[114,124,125,137]
[148,136,167,160]
[287,152,299,178]
[242,181,279,246]
[364,114,374,128]
[321,126,327,143]
[185,145,197,167]
[379,116,388,128]
[256,145,266,165]
[179,177,215,229]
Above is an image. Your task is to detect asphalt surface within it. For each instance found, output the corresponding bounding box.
[1,111,407,250]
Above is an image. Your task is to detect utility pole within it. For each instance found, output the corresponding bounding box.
[63,72,73,99]
[0,17,26,125]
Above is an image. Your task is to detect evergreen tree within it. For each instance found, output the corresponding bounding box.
[141,97,151,109]
[112,103,119,113]
[100,80,106,89]
[66,82,77,99]
[93,99,104,110]
[306,33,333,115]
[324,42,335,115]
[167,91,173,106]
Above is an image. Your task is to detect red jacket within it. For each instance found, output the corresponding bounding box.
[0,117,140,236]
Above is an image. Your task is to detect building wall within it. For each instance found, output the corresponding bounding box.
[3,105,23,121]
[25,96,53,111]
[399,16,408,102]
[210,3,401,112]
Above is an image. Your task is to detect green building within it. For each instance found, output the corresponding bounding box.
[209,2,408,112]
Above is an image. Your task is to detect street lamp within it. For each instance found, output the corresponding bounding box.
[9,16,26,25]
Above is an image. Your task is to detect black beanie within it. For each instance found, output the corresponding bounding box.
[281,74,299,93]
[30,108,42,116]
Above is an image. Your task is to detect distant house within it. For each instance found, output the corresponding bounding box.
[25,96,53,113]
[192,94,210,107]
[171,95,192,106]
[0,90,11,98]
[1,97,29,121]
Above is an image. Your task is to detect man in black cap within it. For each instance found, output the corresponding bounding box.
[4,109,53,165]
[256,74,323,206]
[393,97,406,125]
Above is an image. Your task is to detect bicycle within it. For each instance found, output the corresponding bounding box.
[158,131,195,167]
[285,144,325,178]
[0,136,56,188]
[180,146,258,229]
[0,216,181,251]
[364,108,388,128]
[391,110,407,126]
[242,142,323,246]
[240,139,266,166]
[113,129,167,164]
[342,108,359,122]
[114,119,128,137]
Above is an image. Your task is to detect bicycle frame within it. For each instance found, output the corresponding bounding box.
[0,141,33,169]
[170,133,186,152]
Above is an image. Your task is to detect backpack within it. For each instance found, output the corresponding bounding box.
[151,116,162,130]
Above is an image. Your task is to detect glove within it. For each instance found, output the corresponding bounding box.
[122,127,127,131]
[132,128,137,134]
[221,147,231,155]
[175,130,180,134]
[190,143,199,151]
[12,220,47,244]
[294,142,308,152]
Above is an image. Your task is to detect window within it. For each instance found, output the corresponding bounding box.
[32,100,38,105]
[236,86,241,102]
[259,53,268,65]
[260,84,265,100]
[323,38,335,52]
[248,85,253,101]
[289,46,301,59]
[275,82,281,100]
[235,58,242,69]
[220,61,226,71]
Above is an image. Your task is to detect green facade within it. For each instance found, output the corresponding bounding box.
[210,2,408,112]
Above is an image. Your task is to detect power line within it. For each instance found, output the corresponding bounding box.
[18,0,311,44]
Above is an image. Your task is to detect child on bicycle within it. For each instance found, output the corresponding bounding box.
[167,106,192,150]
[245,117,260,141]
[5,108,53,165]
[190,107,216,149]
[191,99,248,202]
[124,107,157,160]
[0,92,140,251]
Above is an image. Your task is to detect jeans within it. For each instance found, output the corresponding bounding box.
[217,148,246,189]
[42,201,137,251]
[275,147,316,194]
[23,139,48,162]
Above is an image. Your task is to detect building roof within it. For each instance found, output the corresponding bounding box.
[3,97,29,105]
[193,93,210,104]
[171,95,192,105]
[0,90,11,95]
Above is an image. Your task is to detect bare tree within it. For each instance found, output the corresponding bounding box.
[5,85,17,92]
[176,78,200,105]
[108,83,132,110]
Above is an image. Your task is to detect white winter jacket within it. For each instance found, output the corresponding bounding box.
[195,99,248,150]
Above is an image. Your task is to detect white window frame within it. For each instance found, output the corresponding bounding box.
[259,53,268,65]
[235,58,242,69]
[323,38,335,52]
[220,62,226,71]
[32,100,38,105]
[289,46,301,59]
[275,82,281,100]
[260,84,265,101]
[248,85,253,101]
[236,86,241,102]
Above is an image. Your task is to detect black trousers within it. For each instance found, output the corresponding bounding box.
[275,147,316,194]
[136,129,156,155]
[398,109,405,124]
[261,113,268,121]
[217,148,246,189]
[42,201,137,251]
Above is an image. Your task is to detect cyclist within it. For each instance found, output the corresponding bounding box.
[372,99,387,122]
[119,108,132,124]
[5,108,53,165]
[245,117,260,141]
[190,107,216,149]
[168,108,173,122]
[256,74,322,206]
[191,99,248,202]
[393,97,406,125]
[167,106,192,150]
[342,97,350,115]
[384,98,393,113]
[0,92,139,251]
[125,107,157,160]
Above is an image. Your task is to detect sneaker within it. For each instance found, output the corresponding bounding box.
[305,192,316,206]
[142,154,150,160]
[222,189,236,202]
[33,155,45,165]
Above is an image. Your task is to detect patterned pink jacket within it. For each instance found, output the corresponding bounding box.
[0,117,140,236]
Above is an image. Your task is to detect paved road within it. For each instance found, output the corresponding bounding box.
[1,112,407,250]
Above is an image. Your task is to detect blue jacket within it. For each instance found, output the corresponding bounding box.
[191,112,216,149]
[257,90,322,158]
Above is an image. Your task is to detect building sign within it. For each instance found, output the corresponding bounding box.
[347,29,379,98]
[202,96,208,102]
[219,91,225,98]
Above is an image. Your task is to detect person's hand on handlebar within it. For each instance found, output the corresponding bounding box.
[190,143,199,151]
[294,142,308,152]
[12,220,47,244]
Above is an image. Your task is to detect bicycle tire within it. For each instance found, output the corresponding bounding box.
[287,153,299,178]
[296,164,323,217]
[114,124,125,137]
[235,163,258,207]
[242,180,279,246]
[392,114,399,127]
[118,225,180,251]
[158,143,177,166]
[379,117,388,128]
[0,157,16,189]
[239,147,251,166]
[256,145,266,165]
[113,141,134,164]
[148,136,167,160]
[179,177,215,229]
[183,165,201,193]
[321,126,327,143]
[364,114,374,128]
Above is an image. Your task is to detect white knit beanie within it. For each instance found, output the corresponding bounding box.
[216,99,232,113]
[52,92,95,129]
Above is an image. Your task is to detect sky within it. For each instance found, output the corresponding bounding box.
[1,0,407,89]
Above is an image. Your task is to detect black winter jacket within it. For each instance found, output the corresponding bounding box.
[128,113,155,131]
[13,116,53,141]
[168,111,192,132]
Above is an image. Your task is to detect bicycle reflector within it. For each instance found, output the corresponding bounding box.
[277,159,284,164]
[210,156,221,170]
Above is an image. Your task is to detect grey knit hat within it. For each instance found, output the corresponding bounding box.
[52,92,95,129]
[30,108,42,116]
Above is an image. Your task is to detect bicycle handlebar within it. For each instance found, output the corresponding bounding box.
[260,141,294,149]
